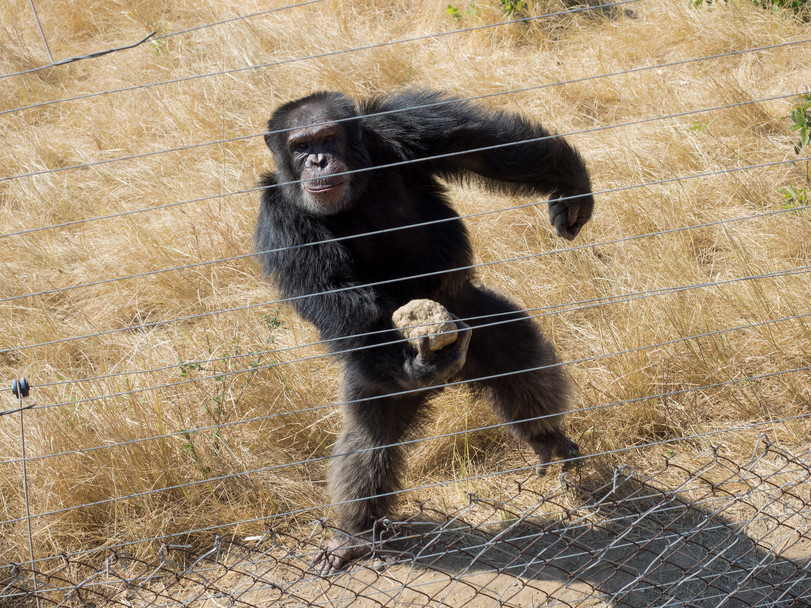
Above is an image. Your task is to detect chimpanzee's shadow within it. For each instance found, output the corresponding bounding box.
[375,445,811,607]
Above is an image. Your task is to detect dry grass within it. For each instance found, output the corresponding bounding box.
[0,0,809,568]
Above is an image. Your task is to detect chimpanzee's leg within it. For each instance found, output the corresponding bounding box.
[316,374,427,575]
[454,285,578,475]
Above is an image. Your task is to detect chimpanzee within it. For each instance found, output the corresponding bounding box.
[255,89,594,574]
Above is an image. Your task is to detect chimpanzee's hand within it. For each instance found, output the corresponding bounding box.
[404,318,471,388]
[548,191,594,241]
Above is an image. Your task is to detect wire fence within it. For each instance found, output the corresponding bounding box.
[2,0,810,606]
[1,437,809,607]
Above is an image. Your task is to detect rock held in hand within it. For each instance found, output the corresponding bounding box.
[392,299,458,351]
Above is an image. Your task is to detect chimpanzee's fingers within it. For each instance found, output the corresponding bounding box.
[548,199,566,225]
[554,213,575,240]
[568,199,580,226]
[450,316,472,351]
[548,199,574,240]
[415,336,436,362]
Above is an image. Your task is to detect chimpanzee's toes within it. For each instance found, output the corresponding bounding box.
[531,431,580,477]
[313,536,371,576]
[557,436,581,471]
[534,444,554,477]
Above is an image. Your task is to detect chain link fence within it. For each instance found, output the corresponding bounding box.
[3,436,808,607]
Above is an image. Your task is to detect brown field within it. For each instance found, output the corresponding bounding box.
[0,0,809,583]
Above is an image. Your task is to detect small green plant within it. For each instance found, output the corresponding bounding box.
[446,3,477,21]
[788,94,811,154]
[177,429,211,475]
[264,309,282,334]
[692,0,810,17]
[176,311,282,473]
[178,358,203,378]
[500,0,526,16]
[149,38,165,55]
[778,185,809,208]
[251,309,281,368]
[778,95,811,210]
[752,0,810,17]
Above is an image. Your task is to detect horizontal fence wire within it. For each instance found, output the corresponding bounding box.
[2,78,809,238]
[0,260,806,398]
[2,163,809,357]
[1,35,806,187]
[2,360,810,537]
[0,0,639,116]
[2,285,810,422]
[0,361,805,474]
[2,1,810,606]
[1,2,328,79]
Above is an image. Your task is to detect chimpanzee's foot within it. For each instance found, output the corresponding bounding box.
[314,534,372,576]
[530,430,580,477]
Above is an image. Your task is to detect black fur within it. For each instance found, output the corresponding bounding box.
[255,89,593,573]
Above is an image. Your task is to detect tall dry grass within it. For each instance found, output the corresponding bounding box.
[0,0,809,566]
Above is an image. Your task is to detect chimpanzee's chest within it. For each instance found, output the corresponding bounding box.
[326,184,473,304]
[338,218,453,285]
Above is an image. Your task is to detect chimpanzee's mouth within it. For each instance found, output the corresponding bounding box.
[305,178,347,193]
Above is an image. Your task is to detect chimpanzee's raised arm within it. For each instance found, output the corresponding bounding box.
[362,89,594,240]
